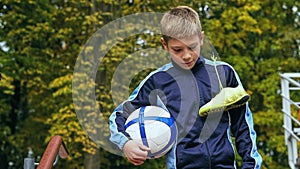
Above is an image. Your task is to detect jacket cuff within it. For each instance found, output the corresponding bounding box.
[119,136,130,150]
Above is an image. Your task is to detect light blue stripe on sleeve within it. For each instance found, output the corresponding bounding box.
[245,103,263,168]
[109,107,130,150]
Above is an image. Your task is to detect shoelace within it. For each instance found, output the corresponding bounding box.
[211,53,223,92]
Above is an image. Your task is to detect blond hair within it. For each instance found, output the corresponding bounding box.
[160,6,202,43]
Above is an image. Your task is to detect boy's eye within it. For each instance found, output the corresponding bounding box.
[189,46,196,50]
[173,49,182,53]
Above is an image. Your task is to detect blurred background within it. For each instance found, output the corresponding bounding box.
[0,0,299,168]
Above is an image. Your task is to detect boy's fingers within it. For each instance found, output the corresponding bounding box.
[139,144,151,151]
[126,152,147,166]
[129,159,145,166]
[123,140,150,165]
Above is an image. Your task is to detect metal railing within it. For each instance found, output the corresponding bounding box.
[280,73,300,169]
[24,135,69,169]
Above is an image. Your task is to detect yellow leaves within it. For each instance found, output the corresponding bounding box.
[82,46,94,55]
[244,2,261,11]
[255,28,263,35]
[26,22,52,33]
[270,24,277,33]
[47,102,98,158]
[83,14,103,27]
[220,4,263,35]
[0,73,14,95]
[58,28,74,36]
[223,22,234,31]
[53,85,72,98]
[49,74,72,88]
[65,7,72,12]
[237,13,257,25]
[28,0,35,4]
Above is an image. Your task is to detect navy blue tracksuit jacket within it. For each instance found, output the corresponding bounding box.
[109,56,262,169]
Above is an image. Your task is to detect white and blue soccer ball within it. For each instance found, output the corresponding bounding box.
[124,106,177,159]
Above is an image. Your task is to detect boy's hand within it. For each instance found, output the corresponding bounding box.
[123,140,151,165]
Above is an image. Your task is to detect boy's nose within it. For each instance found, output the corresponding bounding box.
[182,51,192,60]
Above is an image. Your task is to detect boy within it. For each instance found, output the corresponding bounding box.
[109,6,262,169]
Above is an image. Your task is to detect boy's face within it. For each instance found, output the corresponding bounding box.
[161,32,204,70]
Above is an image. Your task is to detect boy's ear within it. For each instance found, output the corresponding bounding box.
[160,37,168,50]
[200,31,205,46]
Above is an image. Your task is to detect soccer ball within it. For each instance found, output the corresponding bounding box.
[124,106,177,159]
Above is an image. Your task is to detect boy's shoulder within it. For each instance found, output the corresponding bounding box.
[157,62,174,71]
[204,58,231,67]
[142,62,174,81]
[203,58,235,71]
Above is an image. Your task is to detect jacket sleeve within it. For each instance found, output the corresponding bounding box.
[227,66,263,169]
[109,74,156,150]
[229,104,262,168]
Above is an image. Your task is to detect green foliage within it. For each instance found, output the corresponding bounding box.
[0,0,299,168]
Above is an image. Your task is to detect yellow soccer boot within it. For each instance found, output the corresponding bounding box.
[199,85,250,116]
[199,53,250,116]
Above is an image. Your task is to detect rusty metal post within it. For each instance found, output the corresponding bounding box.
[37,135,68,169]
